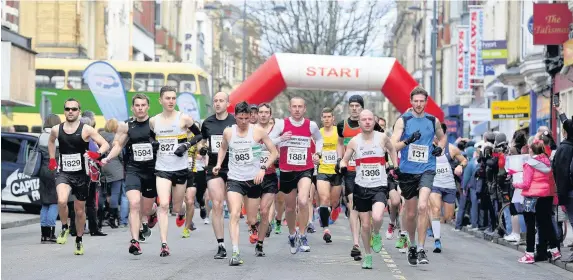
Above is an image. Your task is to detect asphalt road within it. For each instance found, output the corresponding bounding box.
[2,211,572,280]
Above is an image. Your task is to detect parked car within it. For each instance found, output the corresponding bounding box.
[1,132,42,214]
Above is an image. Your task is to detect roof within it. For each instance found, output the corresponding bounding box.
[1,26,37,54]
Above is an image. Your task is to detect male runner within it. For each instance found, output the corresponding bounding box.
[339,110,399,269]
[201,91,236,259]
[391,87,447,265]
[149,86,202,256]
[102,93,159,255]
[182,124,205,238]
[429,123,466,253]
[48,98,110,255]
[336,95,382,260]
[213,102,278,265]
[249,104,259,124]
[316,107,343,243]
[274,97,323,253]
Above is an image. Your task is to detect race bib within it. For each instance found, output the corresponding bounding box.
[322,151,337,165]
[61,153,82,172]
[231,147,253,165]
[435,163,452,178]
[407,144,429,163]
[287,147,307,165]
[284,136,311,148]
[132,143,153,161]
[158,138,177,156]
[210,135,223,153]
[360,163,382,180]
[349,154,356,167]
[260,151,270,165]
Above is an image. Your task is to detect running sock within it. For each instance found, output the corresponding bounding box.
[62,224,69,231]
[417,245,424,252]
[318,206,331,228]
[431,219,441,239]
[257,240,263,246]
[276,219,281,225]
[76,236,82,243]
[233,245,239,253]
[400,231,407,237]
[217,238,225,247]
[251,224,257,232]
[131,239,138,244]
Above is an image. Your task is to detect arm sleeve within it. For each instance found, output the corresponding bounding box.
[310,121,323,152]
[187,134,203,146]
[513,164,534,190]
[337,121,344,138]
[201,120,209,139]
[188,123,201,136]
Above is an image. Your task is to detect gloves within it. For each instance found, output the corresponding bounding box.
[388,166,399,180]
[48,158,58,171]
[151,141,160,153]
[199,146,209,156]
[85,151,102,161]
[174,143,191,157]
[432,146,443,156]
[335,158,347,175]
[404,130,421,145]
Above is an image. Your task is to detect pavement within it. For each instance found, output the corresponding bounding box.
[1,205,41,229]
[2,210,573,280]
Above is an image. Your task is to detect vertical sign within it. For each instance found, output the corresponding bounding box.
[457,26,471,93]
[469,7,484,80]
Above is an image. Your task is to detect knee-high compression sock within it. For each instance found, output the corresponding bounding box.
[319,206,331,228]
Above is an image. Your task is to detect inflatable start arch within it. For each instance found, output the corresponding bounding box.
[228,53,444,121]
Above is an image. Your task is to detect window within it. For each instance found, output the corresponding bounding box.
[155,0,161,26]
[167,74,196,93]
[134,72,165,92]
[119,72,132,90]
[35,69,65,89]
[1,137,21,163]
[68,71,89,90]
[23,139,37,162]
[198,76,210,97]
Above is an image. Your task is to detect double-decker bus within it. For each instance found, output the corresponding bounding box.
[5,58,211,130]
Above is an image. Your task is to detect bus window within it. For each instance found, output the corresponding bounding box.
[134,73,164,92]
[35,69,65,89]
[198,76,210,96]
[68,71,89,90]
[119,72,132,90]
[167,74,196,93]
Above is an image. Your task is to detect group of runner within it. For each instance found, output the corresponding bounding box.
[48,85,467,269]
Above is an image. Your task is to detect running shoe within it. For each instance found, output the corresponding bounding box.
[266,224,272,237]
[307,223,316,233]
[330,207,341,223]
[275,223,282,234]
[190,222,197,231]
[204,218,210,224]
[229,251,244,266]
[182,228,191,238]
[56,227,70,244]
[426,228,434,238]
[417,249,429,264]
[386,224,395,240]
[351,245,362,261]
[289,235,298,254]
[396,234,410,253]
[129,240,142,255]
[138,230,147,243]
[148,213,158,228]
[433,239,442,253]
[407,246,418,266]
[160,243,170,257]
[371,233,383,253]
[255,243,265,257]
[176,214,185,227]
[549,248,562,261]
[74,241,84,255]
[249,227,259,244]
[200,206,207,219]
[214,245,227,259]
[362,254,373,269]
[299,235,311,252]
[323,229,332,243]
[141,224,152,239]
[518,252,534,264]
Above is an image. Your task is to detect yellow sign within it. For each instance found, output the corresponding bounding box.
[564,39,573,66]
[491,99,530,120]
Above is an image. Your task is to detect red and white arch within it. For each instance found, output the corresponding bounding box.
[228,53,444,121]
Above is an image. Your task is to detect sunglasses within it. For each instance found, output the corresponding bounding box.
[64,107,79,112]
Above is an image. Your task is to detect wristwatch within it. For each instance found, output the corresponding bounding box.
[260,165,267,170]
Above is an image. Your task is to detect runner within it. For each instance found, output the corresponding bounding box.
[102,93,159,255]
[336,95,382,260]
[48,98,110,255]
[201,91,236,259]
[429,123,466,253]
[275,97,323,254]
[390,87,447,265]
[149,86,202,257]
[182,122,205,238]
[316,107,343,243]
[213,101,278,265]
[249,104,259,124]
[339,110,399,269]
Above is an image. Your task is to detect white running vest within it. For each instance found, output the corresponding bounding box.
[154,112,189,171]
[228,125,262,181]
[433,154,456,189]
[355,132,387,187]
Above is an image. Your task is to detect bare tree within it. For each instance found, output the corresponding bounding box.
[250,0,394,121]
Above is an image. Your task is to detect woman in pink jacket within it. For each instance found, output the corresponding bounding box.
[513,138,561,264]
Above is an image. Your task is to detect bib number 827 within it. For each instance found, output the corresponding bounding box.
[160,144,174,151]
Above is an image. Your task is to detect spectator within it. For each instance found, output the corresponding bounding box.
[38,114,61,243]
[553,118,573,262]
[513,137,561,264]
[99,119,124,228]
[455,146,479,230]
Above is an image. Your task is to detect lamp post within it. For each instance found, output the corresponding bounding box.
[408,0,438,100]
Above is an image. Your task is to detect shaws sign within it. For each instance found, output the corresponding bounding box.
[533,3,572,45]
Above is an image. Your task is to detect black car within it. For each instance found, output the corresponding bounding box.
[1,132,42,213]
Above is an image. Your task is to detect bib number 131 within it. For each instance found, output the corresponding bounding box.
[408,144,429,163]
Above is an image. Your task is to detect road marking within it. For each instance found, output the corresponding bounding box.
[380,247,407,280]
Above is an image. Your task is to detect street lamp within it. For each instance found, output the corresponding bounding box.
[408,1,437,101]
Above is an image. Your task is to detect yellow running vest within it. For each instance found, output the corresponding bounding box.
[187,133,198,172]
[318,127,338,174]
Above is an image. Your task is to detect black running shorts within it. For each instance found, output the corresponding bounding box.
[155,169,188,186]
[398,170,436,200]
[353,185,388,213]
[55,172,90,201]
[279,168,314,194]
[227,179,262,199]
[317,173,342,186]
[125,166,157,198]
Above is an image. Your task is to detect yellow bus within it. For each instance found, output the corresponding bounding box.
[5,58,211,131]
